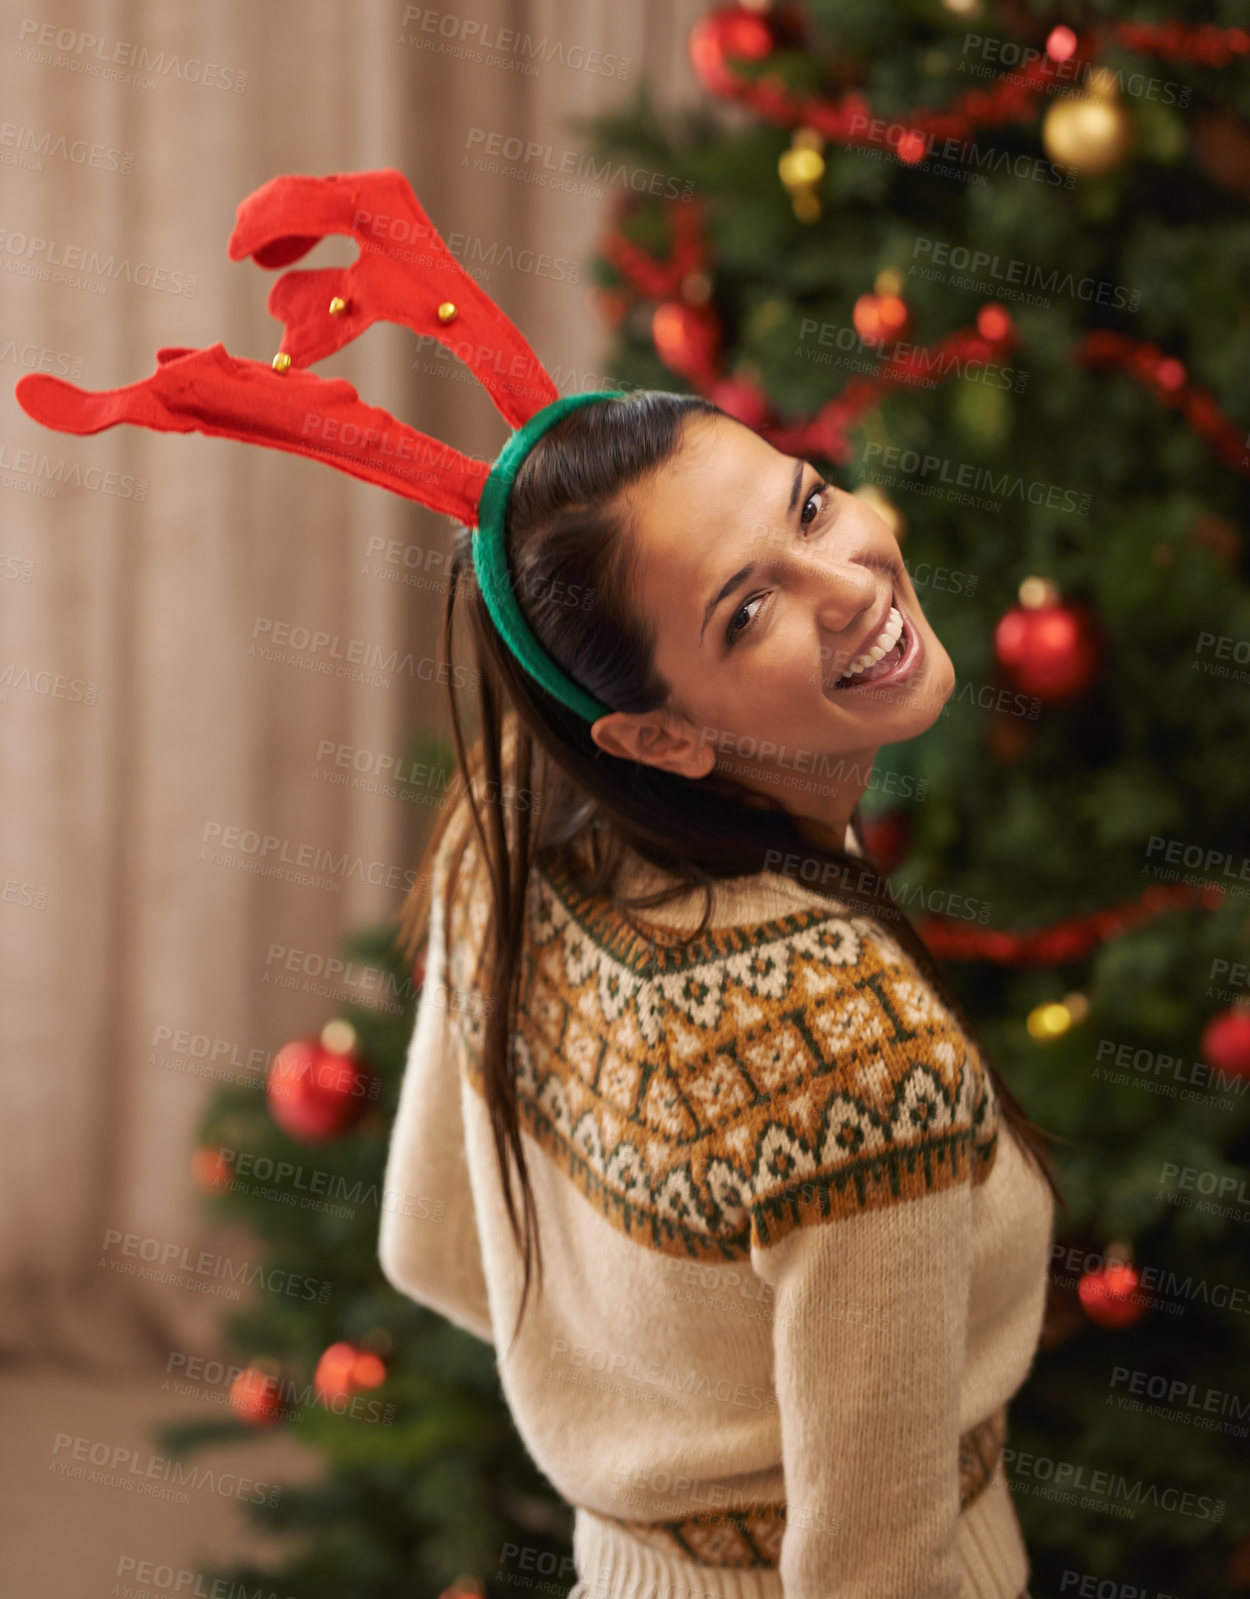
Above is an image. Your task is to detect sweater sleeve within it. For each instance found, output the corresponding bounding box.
[751,1182,969,1598]
[377,865,494,1347]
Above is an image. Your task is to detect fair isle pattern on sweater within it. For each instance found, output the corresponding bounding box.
[445,851,1000,1264]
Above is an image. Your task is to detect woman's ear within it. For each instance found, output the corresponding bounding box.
[589,711,716,778]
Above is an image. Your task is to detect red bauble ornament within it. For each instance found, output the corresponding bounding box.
[710,374,770,428]
[861,808,912,875]
[1201,1008,1250,1079]
[652,300,721,383]
[190,1147,232,1192]
[229,1365,283,1426]
[266,1020,375,1143]
[852,291,910,345]
[994,597,1102,702]
[314,1341,388,1402]
[688,5,803,97]
[1078,1261,1149,1329]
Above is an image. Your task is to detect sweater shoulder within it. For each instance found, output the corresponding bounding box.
[444,833,998,1261]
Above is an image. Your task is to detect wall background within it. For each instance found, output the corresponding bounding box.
[0,2,705,1588]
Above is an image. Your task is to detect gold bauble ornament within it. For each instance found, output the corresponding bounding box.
[779,130,825,225]
[779,146,824,190]
[1042,70,1133,177]
[1026,1001,1072,1041]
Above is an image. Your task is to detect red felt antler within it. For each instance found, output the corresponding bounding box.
[229,168,558,424]
[13,167,558,521]
[16,342,489,521]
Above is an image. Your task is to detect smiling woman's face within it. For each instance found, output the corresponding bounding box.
[588,412,956,830]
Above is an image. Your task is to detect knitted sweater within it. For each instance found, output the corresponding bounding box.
[379,808,1055,1599]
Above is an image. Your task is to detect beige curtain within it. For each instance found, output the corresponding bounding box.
[1,0,707,1367]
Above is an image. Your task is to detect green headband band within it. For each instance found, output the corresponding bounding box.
[473,389,626,724]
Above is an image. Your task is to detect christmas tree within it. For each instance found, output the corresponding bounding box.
[576,3,1250,1592]
[158,5,1250,1595]
[156,737,574,1599]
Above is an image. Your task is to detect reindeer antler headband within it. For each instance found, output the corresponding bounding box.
[13,167,622,723]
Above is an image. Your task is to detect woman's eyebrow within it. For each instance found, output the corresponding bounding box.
[698,460,806,646]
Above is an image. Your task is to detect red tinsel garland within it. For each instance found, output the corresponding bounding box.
[1075,330,1250,478]
[601,197,706,300]
[1111,22,1250,69]
[761,304,1019,463]
[602,197,1023,459]
[915,882,1222,965]
[602,211,1248,481]
[695,11,1249,161]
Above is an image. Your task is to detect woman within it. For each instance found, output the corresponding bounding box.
[379,388,1066,1599]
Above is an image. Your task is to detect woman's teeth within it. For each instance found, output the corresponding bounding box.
[840,606,904,680]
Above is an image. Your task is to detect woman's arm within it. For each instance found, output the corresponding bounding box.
[751,1178,969,1598]
[377,871,495,1347]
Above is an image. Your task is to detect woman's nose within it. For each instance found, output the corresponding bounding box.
[808,557,878,635]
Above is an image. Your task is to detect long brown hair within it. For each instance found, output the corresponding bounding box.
[395,390,1070,1358]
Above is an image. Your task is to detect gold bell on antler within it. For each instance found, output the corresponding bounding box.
[328,295,347,316]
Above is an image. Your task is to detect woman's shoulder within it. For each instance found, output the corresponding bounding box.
[437,803,997,1254]
[511,841,998,1251]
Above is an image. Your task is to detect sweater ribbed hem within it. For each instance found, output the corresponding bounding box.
[569,1509,782,1599]
[567,1460,1029,1599]
[957,1460,1030,1599]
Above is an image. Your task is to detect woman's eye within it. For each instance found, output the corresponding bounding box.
[725,479,830,647]
[727,593,767,644]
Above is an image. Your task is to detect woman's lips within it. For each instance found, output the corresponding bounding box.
[825,594,925,693]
